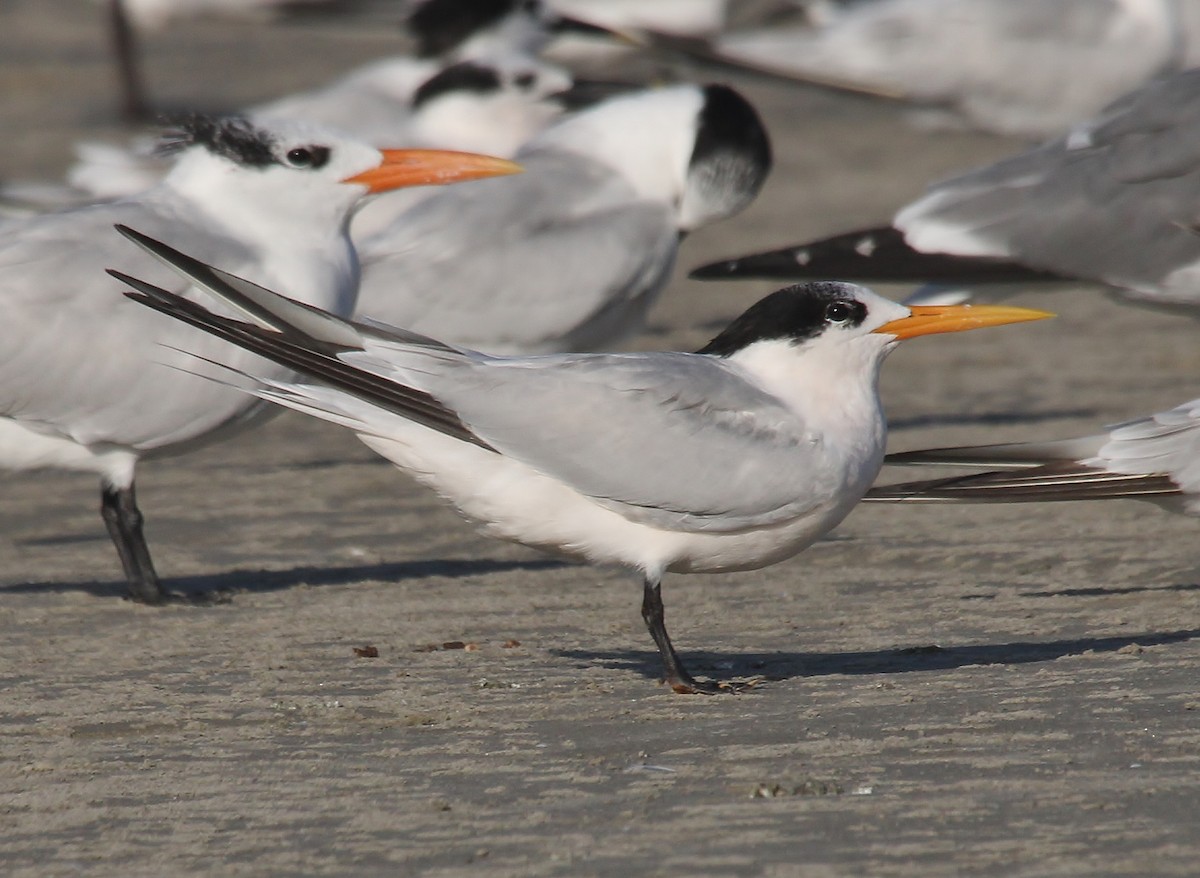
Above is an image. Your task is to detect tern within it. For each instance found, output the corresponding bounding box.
[33,55,577,210]
[111,228,1051,692]
[707,0,1191,138]
[690,67,1200,311]
[866,399,1200,515]
[354,83,772,354]
[105,0,622,121]
[0,115,519,604]
[246,0,623,138]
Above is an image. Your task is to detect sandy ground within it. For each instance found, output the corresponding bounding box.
[2,2,1199,875]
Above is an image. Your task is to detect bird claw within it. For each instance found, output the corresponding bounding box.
[665,674,766,695]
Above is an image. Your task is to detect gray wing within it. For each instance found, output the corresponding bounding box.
[355,147,677,353]
[0,199,292,450]
[896,69,1200,300]
[110,234,854,532]
[410,352,856,532]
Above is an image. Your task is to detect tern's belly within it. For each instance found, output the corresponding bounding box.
[662,493,861,575]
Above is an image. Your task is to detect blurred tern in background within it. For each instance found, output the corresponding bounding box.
[0,116,518,603]
[105,0,626,121]
[867,398,1200,515]
[707,0,1195,137]
[113,228,1051,691]
[354,83,772,353]
[245,0,627,135]
[691,68,1200,311]
[25,56,578,210]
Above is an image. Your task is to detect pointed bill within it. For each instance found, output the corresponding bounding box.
[874,304,1054,340]
[342,149,522,193]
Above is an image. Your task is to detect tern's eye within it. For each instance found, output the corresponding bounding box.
[284,146,330,170]
[825,301,855,324]
[514,72,536,90]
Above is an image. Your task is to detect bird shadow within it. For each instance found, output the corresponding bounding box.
[887,407,1097,431]
[1,557,568,602]
[557,627,1200,686]
[1018,581,1200,599]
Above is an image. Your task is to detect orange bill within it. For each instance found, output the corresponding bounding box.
[874,304,1054,340]
[342,149,523,193]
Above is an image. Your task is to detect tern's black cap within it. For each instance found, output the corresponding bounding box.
[412,62,503,108]
[697,283,869,357]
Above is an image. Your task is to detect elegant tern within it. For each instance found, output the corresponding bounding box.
[112,228,1051,692]
[691,67,1200,310]
[0,116,519,604]
[354,83,772,354]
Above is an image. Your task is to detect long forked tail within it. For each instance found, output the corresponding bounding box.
[866,463,1180,504]
[108,226,491,449]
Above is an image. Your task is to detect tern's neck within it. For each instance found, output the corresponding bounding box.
[726,337,889,442]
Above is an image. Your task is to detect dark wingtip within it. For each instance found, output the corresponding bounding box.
[689,250,803,280]
[691,226,1071,284]
[113,223,172,260]
[106,266,176,302]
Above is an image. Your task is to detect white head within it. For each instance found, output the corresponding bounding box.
[156,115,522,240]
[528,83,772,231]
[698,282,1052,407]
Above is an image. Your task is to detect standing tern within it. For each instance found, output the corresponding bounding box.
[707,0,1192,138]
[111,228,1051,692]
[691,67,1200,310]
[0,115,519,604]
[866,399,1200,515]
[354,83,772,353]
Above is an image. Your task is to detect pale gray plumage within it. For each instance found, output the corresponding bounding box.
[356,149,677,353]
[114,228,1049,691]
[713,0,1189,137]
[696,66,1200,310]
[0,117,518,603]
[355,83,772,354]
[894,67,1200,307]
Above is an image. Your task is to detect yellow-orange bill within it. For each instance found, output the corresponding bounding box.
[342,149,523,193]
[873,304,1054,340]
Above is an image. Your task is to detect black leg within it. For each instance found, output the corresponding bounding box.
[640,576,721,694]
[108,0,150,122]
[100,482,164,604]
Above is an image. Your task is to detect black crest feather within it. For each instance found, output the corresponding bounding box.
[156,115,277,168]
